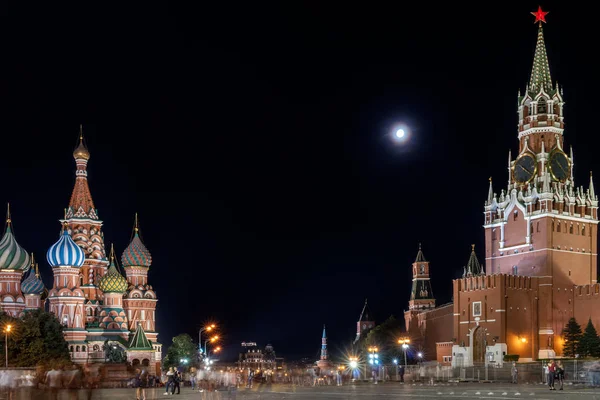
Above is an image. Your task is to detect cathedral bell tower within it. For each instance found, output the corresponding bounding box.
[63,127,108,309]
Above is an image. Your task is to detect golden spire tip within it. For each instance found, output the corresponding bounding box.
[6,203,10,225]
[471,244,475,251]
[79,124,83,140]
[134,213,139,232]
[110,243,115,261]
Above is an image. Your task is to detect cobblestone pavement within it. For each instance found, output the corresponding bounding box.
[3,383,600,399]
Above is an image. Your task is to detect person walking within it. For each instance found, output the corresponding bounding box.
[556,361,564,390]
[511,362,518,384]
[45,366,63,400]
[163,367,174,395]
[399,365,405,383]
[547,360,556,390]
[134,368,148,400]
[171,370,181,395]
[336,369,342,386]
[190,367,197,390]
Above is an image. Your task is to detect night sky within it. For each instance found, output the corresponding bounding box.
[2,3,599,360]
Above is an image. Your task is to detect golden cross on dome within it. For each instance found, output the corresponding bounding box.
[471,244,475,251]
[134,213,139,232]
[531,6,549,24]
[6,203,11,225]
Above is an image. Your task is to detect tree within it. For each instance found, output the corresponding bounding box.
[562,317,583,358]
[162,334,198,370]
[0,310,71,368]
[579,318,600,358]
[361,315,405,361]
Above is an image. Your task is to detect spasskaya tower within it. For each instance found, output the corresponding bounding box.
[484,7,598,288]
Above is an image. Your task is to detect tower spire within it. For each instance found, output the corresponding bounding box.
[466,244,482,276]
[507,150,512,187]
[528,7,552,94]
[415,242,426,262]
[590,171,596,200]
[320,324,328,360]
[68,125,97,220]
[487,177,494,204]
[5,203,11,230]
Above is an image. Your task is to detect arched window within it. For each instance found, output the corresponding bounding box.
[79,275,83,286]
[538,98,547,114]
[570,224,574,234]
[557,223,561,232]
[513,210,518,221]
[512,265,518,275]
[582,225,586,236]
[537,222,540,232]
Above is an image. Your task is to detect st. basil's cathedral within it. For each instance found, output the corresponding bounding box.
[0,133,161,373]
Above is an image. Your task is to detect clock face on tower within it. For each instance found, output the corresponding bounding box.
[513,153,537,184]
[549,151,570,182]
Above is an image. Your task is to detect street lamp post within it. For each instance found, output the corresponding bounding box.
[398,338,410,371]
[4,325,12,368]
[204,335,219,358]
[349,356,358,381]
[367,346,379,383]
[198,324,216,355]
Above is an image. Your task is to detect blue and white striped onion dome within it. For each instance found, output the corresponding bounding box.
[47,229,85,267]
[0,225,31,271]
[21,268,45,295]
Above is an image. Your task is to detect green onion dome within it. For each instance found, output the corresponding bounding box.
[0,218,30,271]
[98,251,128,294]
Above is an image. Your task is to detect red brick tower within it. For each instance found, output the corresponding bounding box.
[408,243,436,311]
[481,14,598,358]
[63,127,109,316]
[354,299,374,343]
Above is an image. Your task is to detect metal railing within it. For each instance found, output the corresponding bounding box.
[376,360,600,385]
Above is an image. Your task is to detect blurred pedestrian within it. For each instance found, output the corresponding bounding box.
[45,365,63,400]
[511,362,518,384]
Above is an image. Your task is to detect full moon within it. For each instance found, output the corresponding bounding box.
[395,128,405,138]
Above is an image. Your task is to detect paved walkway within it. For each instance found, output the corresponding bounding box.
[3,382,600,399]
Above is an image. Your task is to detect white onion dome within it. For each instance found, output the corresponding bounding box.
[47,228,86,268]
[0,222,31,271]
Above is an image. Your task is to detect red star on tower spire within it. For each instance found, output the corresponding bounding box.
[531,6,549,24]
